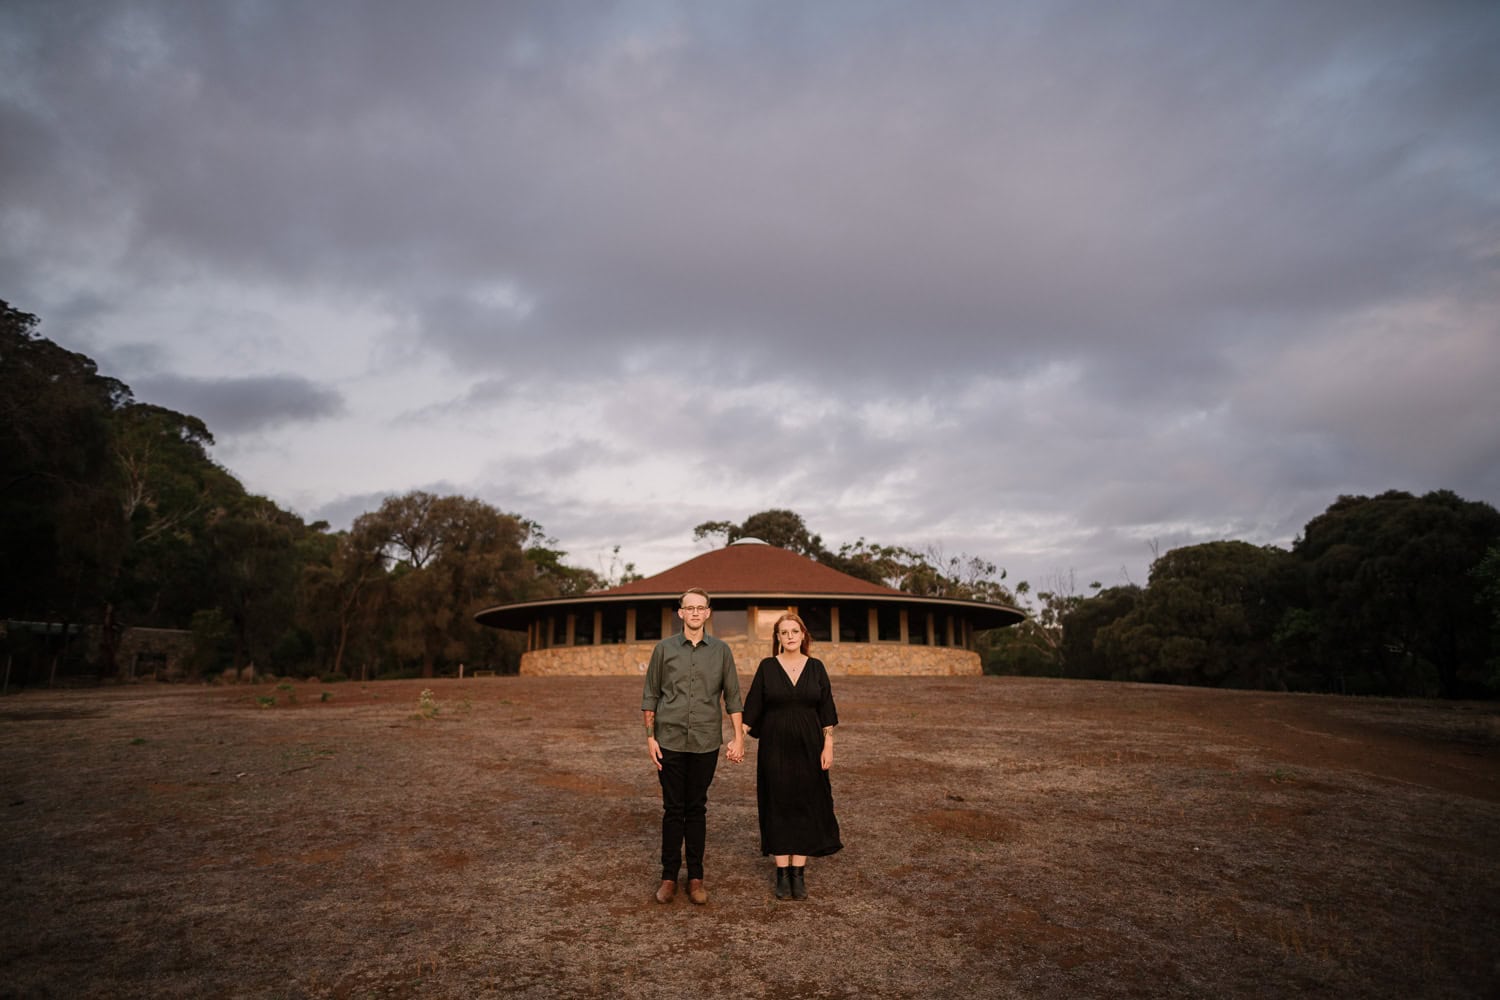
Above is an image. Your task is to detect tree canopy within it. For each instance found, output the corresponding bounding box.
[7,301,1499,698]
[0,303,611,684]
[1055,492,1500,697]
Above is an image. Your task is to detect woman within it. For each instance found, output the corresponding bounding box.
[742,612,842,900]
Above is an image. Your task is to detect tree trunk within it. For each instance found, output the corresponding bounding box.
[98,603,119,678]
[332,622,349,678]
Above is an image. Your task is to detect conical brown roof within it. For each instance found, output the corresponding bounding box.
[596,540,904,598]
[475,538,1025,631]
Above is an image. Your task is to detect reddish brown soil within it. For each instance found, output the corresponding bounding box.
[1,676,1496,999]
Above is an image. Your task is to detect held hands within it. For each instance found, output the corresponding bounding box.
[647,729,745,767]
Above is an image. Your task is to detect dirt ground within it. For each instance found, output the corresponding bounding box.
[1,675,1497,1000]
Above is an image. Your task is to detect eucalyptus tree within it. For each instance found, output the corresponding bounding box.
[1293,490,1500,697]
[694,508,827,557]
[0,300,127,627]
[1094,541,1296,688]
[299,522,390,679]
[1057,584,1142,680]
[355,491,537,676]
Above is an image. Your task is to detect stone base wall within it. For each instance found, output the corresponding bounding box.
[520,641,980,677]
[115,627,195,680]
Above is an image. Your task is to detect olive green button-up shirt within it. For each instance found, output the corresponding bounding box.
[640,632,742,754]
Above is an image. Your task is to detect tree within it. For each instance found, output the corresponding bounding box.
[594,545,644,588]
[523,525,607,595]
[112,405,216,533]
[355,492,538,677]
[1293,490,1500,697]
[694,509,826,557]
[103,403,249,670]
[1473,544,1500,689]
[820,538,916,589]
[0,300,129,624]
[299,522,389,679]
[1058,584,1142,680]
[204,495,310,674]
[1,302,332,680]
[982,573,1106,676]
[1094,541,1296,688]
[695,508,1018,603]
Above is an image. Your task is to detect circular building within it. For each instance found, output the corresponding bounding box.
[475,539,1025,676]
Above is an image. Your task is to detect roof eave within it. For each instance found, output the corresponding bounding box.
[474,592,1025,631]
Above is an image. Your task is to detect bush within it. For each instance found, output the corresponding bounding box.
[188,610,233,678]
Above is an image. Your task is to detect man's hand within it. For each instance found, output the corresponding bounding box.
[648,735,663,771]
[726,735,746,764]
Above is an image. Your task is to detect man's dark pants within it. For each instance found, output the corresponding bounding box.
[658,747,719,881]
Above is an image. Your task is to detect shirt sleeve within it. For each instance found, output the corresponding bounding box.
[720,643,743,715]
[640,642,665,712]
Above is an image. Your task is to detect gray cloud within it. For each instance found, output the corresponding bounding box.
[2,0,1497,590]
[132,374,344,434]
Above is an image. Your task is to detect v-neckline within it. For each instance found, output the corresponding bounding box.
[777,655,807,688]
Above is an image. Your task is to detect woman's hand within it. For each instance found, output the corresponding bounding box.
[820,742,833,770]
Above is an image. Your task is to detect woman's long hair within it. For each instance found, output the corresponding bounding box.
[771,612,812,656]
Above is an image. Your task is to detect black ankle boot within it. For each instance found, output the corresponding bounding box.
[774,866,790,899]
[790,865,807,900]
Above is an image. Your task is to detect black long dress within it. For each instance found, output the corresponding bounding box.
[742,656,842,858]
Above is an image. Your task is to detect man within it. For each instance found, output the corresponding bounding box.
[641,588,745,905]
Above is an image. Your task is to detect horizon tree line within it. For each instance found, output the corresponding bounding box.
[4,300,1497,697]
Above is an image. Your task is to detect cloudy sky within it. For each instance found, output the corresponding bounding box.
[4,1,1498,595]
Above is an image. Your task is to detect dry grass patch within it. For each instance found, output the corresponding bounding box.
[0,676,1496,999]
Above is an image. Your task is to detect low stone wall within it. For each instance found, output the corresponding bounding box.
[520,640,979,677]
[116,627,195,681]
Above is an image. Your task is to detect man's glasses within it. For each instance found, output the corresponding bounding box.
[680,605,709,613]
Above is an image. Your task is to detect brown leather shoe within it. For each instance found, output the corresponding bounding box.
[687,878,708,905]
[654,879,677,904]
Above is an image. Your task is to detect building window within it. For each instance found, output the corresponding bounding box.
[800,603,832,643]
[754,607,792,641]
[934,615,950,647]
[907,610,929,645]
[550,616,566,647]
[572,612,595,646]
[709,609,747,641]
[600,605,626,644]
[877,606,901,642]
[839,602,870,643]
[633,603,663,642]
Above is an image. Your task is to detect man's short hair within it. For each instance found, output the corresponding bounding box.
[680,588,710,607]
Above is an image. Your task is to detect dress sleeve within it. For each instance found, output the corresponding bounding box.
[815,659,838,729]
[743,660,766,738]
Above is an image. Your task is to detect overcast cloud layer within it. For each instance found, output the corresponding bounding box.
[3,1,1498,593]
